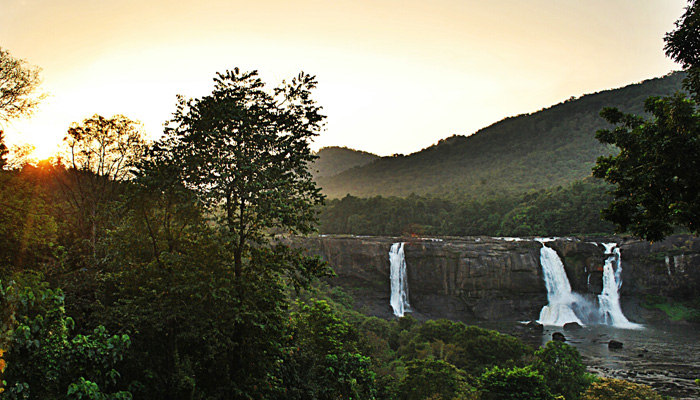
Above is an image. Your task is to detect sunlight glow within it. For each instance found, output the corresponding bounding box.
[0,0,688,156]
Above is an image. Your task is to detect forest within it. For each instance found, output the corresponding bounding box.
[317,178,615,237]
[0,64,674,400]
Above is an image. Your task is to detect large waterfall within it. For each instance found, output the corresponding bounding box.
[537,240,641,329]
[389,242,411,317]
[537,239,587,326]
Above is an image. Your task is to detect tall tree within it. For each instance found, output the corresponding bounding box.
[59,114,148,266]
[146,68,326,276]
[593,0,700,241]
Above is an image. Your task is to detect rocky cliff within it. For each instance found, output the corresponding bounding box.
[294,235,700,323]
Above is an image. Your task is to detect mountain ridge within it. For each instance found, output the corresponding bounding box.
[316,72,686,200]
[310,146,379,179]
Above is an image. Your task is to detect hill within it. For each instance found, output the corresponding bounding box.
[316,73,686,200]
[310,146,379,179]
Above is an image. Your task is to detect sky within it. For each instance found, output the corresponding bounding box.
[0,0,689,158]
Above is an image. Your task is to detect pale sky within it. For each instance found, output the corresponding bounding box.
[0,0,688,158]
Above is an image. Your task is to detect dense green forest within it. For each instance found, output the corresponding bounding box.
[0,152,667,399]
[316,73,686,201]
[0,64,674,399]
[318,178,615,237]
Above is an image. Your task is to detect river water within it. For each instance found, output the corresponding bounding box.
[484,321,700,399]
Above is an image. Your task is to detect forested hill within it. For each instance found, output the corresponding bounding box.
[317,72,686,200]
[310,146,379,179]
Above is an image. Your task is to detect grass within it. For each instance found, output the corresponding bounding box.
[641,295,700,322]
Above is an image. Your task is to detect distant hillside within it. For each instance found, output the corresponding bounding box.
[310,146,379,179]
[317,73,686,200]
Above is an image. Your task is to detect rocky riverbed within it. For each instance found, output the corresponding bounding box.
[492,321,700,399]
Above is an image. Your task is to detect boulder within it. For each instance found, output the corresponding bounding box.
[608,339,623,349]
[525,321,544,331]
[563,322,583,330]
[552,332,566,342]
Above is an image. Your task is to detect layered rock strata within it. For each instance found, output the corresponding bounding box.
[293,235,700,323]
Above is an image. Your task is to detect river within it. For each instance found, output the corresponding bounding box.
[485,321,700,399]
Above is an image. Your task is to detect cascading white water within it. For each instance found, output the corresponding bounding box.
[537,239,642,329]
[537,239,585,326]
[598,243,642,329]
[389,242,411,317]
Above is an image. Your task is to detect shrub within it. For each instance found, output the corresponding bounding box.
[581,378,665,400]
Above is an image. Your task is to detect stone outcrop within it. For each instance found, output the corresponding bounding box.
[293,235,700,323]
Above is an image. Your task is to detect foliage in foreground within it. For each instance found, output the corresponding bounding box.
[0,274,131,399]
[580,378,668,400]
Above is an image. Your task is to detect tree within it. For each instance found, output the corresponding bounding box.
[0,273,131,399]
[580,378,665,400]
[282,300,376,400]
[0,47,44,125]
[478,366,553,400]
[58,114,148,266]
[145,68,326,276]
[397,358,473,400]
[532,341,594,400]
[63,114,148,182]
[665,0,700,101]
[593,0,700,241]
[97,236,293,399]
[0,165,58,273]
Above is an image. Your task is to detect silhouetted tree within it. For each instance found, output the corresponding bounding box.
[58,114,148,266]
[0,47,45,124]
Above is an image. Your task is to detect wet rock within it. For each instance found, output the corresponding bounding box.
[608,339,623,349]
[563,322,583,330]
[552,332,566,342]
[525,321,544,331]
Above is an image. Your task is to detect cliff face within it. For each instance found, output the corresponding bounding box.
[294,235,700,323]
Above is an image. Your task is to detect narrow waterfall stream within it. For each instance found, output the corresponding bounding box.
[389,242,411,317]
[598,243,642,329]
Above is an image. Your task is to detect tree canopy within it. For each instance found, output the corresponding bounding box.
[0,47,45,125]
[665,0,700,101]
[593,0,700,241]
[144,68,326,276]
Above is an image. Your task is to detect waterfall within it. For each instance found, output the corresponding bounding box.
[537,239,585,326]
[598,243,642,329]
[389,242,411,317]
[538,239,642,329]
